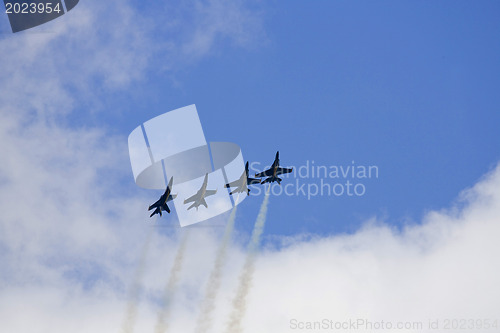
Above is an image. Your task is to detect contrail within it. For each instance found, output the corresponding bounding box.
[225,187,271,333]
[121,225,154,333]
[194,205,239,333]
[155,229,190,333]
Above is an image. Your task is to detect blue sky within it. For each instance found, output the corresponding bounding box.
[92,1,500,237]
[1,1,499,332]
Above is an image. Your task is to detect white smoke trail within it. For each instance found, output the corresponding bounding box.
[121,225,154,333]
[225,187,271,333]
[155,229,190,333]
[195,205,239,333]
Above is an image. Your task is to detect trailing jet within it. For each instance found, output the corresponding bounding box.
[183,173,217,210]
[255,151,293,185]
[225,161,261,196]
[148,177,176,217]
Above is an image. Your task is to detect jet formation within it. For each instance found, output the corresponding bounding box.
[148,151,292,217]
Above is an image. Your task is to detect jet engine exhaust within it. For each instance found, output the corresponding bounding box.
[195,204,239,333]
[225,187,271,333]
[121,224,154,333]
[154,230,190,333]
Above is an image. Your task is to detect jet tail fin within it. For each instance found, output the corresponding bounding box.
[150,207,161,217]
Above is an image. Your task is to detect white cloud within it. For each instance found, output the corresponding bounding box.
[179,0,266,60]
[0,0,265,118]
[0,161,500,332]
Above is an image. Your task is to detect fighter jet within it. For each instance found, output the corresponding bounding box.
[183,173,217,210]
[255,151,293,185]
[148,177,177,217]
[225,161,261,196]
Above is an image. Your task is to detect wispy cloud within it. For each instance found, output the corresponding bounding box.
[0,0,265,119]
[179,0,266,60]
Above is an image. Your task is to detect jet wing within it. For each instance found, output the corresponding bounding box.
[276,167,293,175]
[247,177,261,185]
[225,179,242,188]
[183,193,199,204]
[255,168,274,178]
[148,197,162,210]
[260,177,273,185]
[205,189,217,197]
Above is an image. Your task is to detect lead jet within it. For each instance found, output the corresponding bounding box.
[148,177,176,217]
[183,173,217,210]
[255,151,293,185]
[225,161,261,196]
